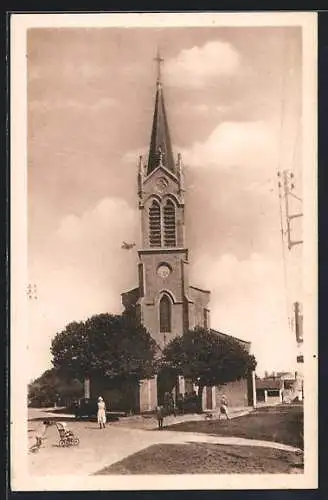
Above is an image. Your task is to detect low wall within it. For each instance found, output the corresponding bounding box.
[216,378,249,408]
[139,377,158,413]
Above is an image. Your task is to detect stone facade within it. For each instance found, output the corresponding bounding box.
[122,154,212,351]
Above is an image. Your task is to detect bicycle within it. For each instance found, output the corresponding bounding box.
[29,437,43,454]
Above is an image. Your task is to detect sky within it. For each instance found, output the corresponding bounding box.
[27,26,303,381]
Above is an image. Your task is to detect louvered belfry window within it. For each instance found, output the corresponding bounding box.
[149,200,161,247]
[160,294,171,333]
[163,199,176,247]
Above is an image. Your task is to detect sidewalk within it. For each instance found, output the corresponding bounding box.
[28,407,75,421]
[114,406,252,430]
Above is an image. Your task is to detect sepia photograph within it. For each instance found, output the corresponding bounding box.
[10,12,317,491]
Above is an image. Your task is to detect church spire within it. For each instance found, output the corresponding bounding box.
[147,51,175,176]
[155,49,163,86]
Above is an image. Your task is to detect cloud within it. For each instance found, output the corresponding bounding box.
[216,105,230,114]
[29,61,103,81]
[164,41,241,88]
[180,120,278,169]
[55,197,139,276]
[173,103,210,116]
[122,147,148,165]
[88,97,118,111]
[190,252,298,374]
[122,120,278,180]
[29,97,118,113]
[28,196,139,379]
[192,252,280,295]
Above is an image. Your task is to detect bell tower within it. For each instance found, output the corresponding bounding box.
[136,52,190,349]
[122,52,210,352]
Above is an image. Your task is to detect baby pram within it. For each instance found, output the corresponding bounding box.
[55,421,80,447]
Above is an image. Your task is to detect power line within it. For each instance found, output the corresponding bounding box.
[277,177,290,325]
[279,170,303,251]
[274,31,291,330]
[274,33,304,334]
[271,34,304,378]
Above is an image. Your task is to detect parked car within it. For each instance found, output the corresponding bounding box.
[72,398,97,419]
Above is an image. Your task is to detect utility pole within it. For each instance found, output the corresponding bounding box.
[277,170,303,250]
[293,300,304,361]
[277,170,304,399]
[293,300,304,400]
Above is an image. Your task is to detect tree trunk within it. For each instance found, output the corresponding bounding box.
[197,384,204,413]
[84,376,90,399]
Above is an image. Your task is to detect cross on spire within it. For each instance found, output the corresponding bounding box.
[147,49,175,175]
[154,49,164,85]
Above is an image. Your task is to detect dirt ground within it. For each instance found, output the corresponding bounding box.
[165,404,304,449]
[27,405,303,476]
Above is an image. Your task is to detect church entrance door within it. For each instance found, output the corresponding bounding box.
[157,368,178,408]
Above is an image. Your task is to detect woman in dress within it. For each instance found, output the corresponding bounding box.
[219,394,230,420]
[97,396,106,429]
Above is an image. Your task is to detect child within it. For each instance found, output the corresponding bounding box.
[156,405,165,430]
[219,395,230,420]
[58,421,74,438]
[34,420,51,449]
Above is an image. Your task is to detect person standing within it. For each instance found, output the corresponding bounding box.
[219,395,230,420]
[34,420,51,450]
[176,393,183,415]
[97,396,106,429]
[156,405,165,430]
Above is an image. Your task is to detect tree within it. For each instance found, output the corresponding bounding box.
[162,327,257,411]
[50,312,157,385]
[28,368,84,407]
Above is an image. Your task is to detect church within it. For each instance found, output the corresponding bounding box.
[90,56,255,413]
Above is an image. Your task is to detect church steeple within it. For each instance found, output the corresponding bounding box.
[122,51,212,358]
[147,52,175,176]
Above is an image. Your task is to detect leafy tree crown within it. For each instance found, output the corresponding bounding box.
[162,327,257,388]
[51,313,157,382]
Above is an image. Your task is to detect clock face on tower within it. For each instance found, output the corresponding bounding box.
[157,264,171,279]
[155,177,169,193]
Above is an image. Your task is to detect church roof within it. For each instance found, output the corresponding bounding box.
[210,328,251,349]
[147,55,175,176]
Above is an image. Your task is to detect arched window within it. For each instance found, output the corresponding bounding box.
[163,199,176,247]
[160,294,171,333]
[149,200,161,247]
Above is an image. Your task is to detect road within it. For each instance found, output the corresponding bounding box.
[28,408,301,476]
